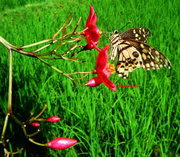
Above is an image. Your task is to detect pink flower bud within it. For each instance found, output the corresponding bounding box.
[46,116,61,122]
[86,77,102,87]
[29,122,40,127]
[46,137,77,149]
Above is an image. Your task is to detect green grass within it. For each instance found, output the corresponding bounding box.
[0,0,179,156]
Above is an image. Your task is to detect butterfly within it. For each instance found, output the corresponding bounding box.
[109,27,171,79]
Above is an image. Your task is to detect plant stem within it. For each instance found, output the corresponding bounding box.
[10,114,22,126]
[8,49,13,113]
[20,39,52,49]
[29,138,46,147]
[4,147,24,156]
[10,114,38,138]
[36,56,72,79]
[0,49,13,147]
[0,36,16,50]
[30,104,47,121]
[1,113,10,146]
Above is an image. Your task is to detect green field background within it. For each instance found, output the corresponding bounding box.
[0,0,179,156]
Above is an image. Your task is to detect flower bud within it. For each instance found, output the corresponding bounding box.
[46,116,61,123]
[29,122,40,127]
[46,137,77,149]
[86,77,102,87]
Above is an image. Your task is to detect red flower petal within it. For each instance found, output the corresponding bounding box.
[84,25,100,49]
[86,25,100,41]
[83,6,100,50]
[47,137,77,149]
[99,73,116,91]
[86,45,117,91]
[86,5,97,26]
[95,45,109,71]
[86,77,102,87]
[91,12,97,26]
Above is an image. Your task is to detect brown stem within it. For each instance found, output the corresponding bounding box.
[8,49,13,113]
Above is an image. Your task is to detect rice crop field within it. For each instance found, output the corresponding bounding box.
[0,0,179,156]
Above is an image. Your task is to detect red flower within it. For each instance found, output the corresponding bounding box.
[83,5,101,50]
[46,116,61,123]
[29,122,40,127]
[86,45,116,91]
[46,137,77,149]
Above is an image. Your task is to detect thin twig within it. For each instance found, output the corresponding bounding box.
[34,40,57,53]
[60,56,81,62]
[27,130,40,137]
[28,138,46,147]
[62,18,74,36]
[71,17,82,34]
[4,147,24,157]
[36,56,73,79]
[60,43,78,56]
[1,113,10,146]
[52,13,72,39]
[20,39,52,49]
[30,104,47,121]
[66,71,92,80]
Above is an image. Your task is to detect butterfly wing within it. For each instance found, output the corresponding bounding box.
[120,27,151,43]
[115,40,143,78]
[126,39,171,70]
[115,39,171,79]
[110,27,150,60]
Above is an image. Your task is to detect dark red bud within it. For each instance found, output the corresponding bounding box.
[29,122,40,127]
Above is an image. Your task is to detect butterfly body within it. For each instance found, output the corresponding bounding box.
[110,27,171,79]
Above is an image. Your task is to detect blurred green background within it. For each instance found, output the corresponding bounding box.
[0,0,179,156]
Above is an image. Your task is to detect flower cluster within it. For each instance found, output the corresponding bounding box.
[83,6,116,91]
[29,116,61,127]
[83,5,101,50]
[28,6,115,151]
[86,45,116,91]
[28,109,77,149]
[0,5,136,156]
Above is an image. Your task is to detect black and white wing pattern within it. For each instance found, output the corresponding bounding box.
[120,27,150,42]
[109,28,171,79]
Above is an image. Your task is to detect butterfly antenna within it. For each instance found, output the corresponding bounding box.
[103,31,113,38]
[119,21,132,30]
